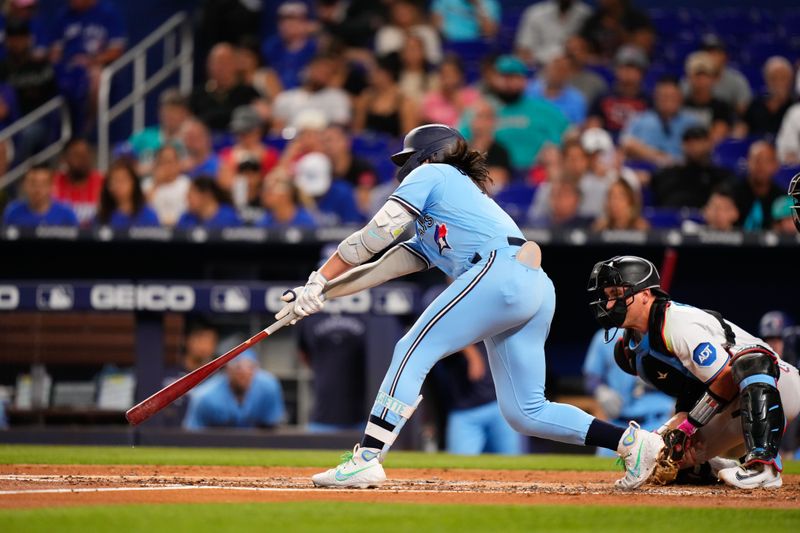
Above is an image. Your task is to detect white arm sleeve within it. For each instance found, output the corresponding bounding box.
[324,244,428,300]
[337,200,415,266]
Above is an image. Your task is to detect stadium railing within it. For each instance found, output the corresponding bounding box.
[97,11,193,171]
[0,96,72,191]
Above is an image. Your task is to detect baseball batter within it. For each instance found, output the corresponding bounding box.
[587,255,800,489]
[278,124,665,490]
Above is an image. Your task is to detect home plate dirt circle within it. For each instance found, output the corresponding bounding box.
[0,465,797,509]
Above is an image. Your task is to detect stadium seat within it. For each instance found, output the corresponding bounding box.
[442,40,494,84]
[352,133,402,183]
[493,182,537,224]
[713,137,755,173]
[774,166,800,190]
[643,207,684,228]
[263,135,288,153]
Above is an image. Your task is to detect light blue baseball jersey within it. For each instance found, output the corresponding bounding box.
[389,164,523,278]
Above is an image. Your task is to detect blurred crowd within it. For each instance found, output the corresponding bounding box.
[1,0,800,234]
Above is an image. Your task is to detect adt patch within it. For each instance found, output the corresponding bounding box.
[693,343,717,367]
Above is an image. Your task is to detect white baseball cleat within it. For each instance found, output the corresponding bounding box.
[717,462,782,489]
[312,444,386,488]
[707,457,740,478]
[615,421,665,490]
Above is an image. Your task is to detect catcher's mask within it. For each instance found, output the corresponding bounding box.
[391,124,465,182]
[789,172,800,233]
[587,256,665,332]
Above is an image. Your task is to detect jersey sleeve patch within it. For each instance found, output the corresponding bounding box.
[692,343,717,367]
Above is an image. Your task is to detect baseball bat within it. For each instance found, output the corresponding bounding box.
[125,311,296,426]
[660,247,678,293]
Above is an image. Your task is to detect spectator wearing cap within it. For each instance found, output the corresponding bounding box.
[682,52,735,144]
[650,125,734,208]
[375,0,442,65]
[514,0,591,66]
[293,151,363,225]
[422,54,480,128]
[183,349,284,430]
[431,0,500,43]
[176,176,242,230]
[771,195,797,235]
[190,43,260,131]
[142,144,191,227]
[581,127,639,194]
[733,141,784,231]
[3,164,78,227]
[257,170,316,228]
[354,53,418,138]
[128,89,191,175]
[564,35,609,105]
[460,55,569,171]
[53,138,104,225]
[579,0,654,61]
[272,54,352,133]
[587,45,649,135]
[738,56,795,139]
[621,76,699,168]
[260,1,317,91]
[525,48,587,125]
[95,158,159,229]
[759,311,793,356]
[695,185,739,232]
[218,106,279,192]
[0,16,56,160]
[467,99,511,193]
[699,34,752,114]
[180,119,220,179]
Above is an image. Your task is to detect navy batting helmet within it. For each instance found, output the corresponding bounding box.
[788,172,800,233]
[587,256,665,330]
[391,124,465,182]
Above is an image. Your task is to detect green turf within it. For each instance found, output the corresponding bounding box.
[0,503,797,533]
[1,444,799,474]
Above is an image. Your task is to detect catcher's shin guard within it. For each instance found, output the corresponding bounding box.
[731,347,784,469]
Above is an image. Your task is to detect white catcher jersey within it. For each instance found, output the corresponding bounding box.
[660,302,769,383]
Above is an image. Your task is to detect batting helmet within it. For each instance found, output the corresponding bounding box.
[587,256,665,330]
[788,172,800,233]
[391,124,465,182]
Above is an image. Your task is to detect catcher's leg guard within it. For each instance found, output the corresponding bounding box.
[731,347,785,470]
[364,392,422,461]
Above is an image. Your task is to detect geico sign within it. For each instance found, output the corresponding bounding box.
[0,285,19,310]
[265,287,371,314]
[91,284,195,311]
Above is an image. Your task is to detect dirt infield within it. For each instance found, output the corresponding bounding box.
[1,465,798,509]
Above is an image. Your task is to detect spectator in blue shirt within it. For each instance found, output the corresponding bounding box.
[179,119,220,179]
[261,1,317,91]
[3,164,79,227]
[95,158,159,229]
[176,176,242,229]
[526,49,587,125]
[583,329,674,455]
[257,173,316,228]
[431,0,501,42]
[183,349,285,430]
[621,76,699,168]
[294,152,364,225]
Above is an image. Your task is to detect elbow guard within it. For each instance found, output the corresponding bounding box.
[337,200,413,266]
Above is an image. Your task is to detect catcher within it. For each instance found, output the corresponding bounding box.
[587,255,800,489]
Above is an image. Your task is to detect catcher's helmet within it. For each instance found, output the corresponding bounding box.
[587,256,665,330]
[391,124,465,182]
[788,172,800,233]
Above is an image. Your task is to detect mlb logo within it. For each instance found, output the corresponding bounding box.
[692,342,717,367]
[36,285,74,310]
[210,286,250,313]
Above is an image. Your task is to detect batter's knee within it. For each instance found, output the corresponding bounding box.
[496,395,548,435]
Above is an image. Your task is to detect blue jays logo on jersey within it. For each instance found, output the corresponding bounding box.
[434,223,451,254]
[692,342,717,367]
